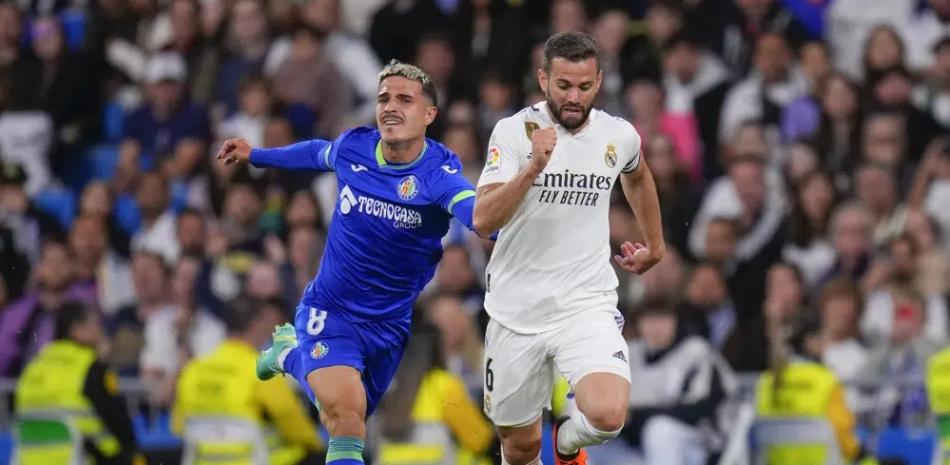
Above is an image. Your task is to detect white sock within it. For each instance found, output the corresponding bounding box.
[556,412,622,456]
[501,451,542,465]
[276,347,293,371]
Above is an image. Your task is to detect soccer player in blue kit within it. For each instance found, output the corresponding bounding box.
[215,61,481,465]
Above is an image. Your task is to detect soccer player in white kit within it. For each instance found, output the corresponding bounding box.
[472,32,666,465]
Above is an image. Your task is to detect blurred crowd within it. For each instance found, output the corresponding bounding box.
[0,0,949,459]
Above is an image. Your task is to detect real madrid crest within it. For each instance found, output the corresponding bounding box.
[524,122,540,139]
[605,143,617,168]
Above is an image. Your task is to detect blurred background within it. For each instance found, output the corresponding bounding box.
[0,0,949,464]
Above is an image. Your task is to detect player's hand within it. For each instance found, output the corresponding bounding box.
[216,138,252,166]
[528,127,557,175]
[614,241,663,275]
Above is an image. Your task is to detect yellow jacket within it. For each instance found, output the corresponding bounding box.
[378,368,494,465]
[756,361,860,464]
[173,339,323,465]
[928,347,950,464]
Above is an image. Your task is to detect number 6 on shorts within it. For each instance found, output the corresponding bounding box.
[306,308,327,335]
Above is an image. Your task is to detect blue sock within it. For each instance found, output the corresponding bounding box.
[282,347,319,407]
[326,436,364,464]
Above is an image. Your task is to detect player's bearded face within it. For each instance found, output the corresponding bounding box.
[376,76,437,144]
[540,57,602,130]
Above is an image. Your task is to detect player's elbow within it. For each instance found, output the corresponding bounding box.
[472,208,495,237]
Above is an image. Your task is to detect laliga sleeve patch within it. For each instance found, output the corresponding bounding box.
[484,146,502,174]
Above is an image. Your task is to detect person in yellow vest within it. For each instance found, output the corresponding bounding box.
[15,301,144,465]
[376,320,496,465]
[172,297,325,465]
[755,314,862,465]
[927,345,950,465]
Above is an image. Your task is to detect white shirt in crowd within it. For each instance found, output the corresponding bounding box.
[0,111,53,196]
[131,210,179,265]
[140,306,225,375]
[477,102,641,333]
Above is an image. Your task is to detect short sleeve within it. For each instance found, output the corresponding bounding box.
[432,157,477,214]
[620,124,642,174]
[477,118,523,187]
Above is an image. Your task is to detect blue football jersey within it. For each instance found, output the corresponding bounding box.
[250,127,477,322]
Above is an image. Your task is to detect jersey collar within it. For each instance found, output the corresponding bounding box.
[375,139,429,170]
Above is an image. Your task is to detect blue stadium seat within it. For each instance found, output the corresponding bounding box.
[57,10,86,52]
[86,144,120,181]
[0,432,12,465]
[285,103,317,139]
[134,413,183,450]
[102,103,124,143]
[32,188,76,229]
[875,426,937,465]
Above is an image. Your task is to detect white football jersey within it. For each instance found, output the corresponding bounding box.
[477,102,642,333]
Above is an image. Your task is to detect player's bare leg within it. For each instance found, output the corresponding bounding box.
[498,418,543,465]
[308,367,367,464]
[554,372,629,463]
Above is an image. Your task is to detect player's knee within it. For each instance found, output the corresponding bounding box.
[585,403,627,433]
[322,407,365,438]
[501,435,542,465]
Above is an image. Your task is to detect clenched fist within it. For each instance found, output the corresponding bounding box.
[215,138,252,166]
[528,127,557,175]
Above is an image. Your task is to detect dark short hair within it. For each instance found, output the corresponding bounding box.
[225,296,264,334]
[542,31,601,72]
[378,59,438,107]
[54,301,94,339]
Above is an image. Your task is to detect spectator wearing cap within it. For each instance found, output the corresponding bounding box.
[121,52,210,166]
[0,240,96,377]
[0,162,64,263]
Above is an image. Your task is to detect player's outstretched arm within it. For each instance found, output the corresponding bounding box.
[615,160,666,274]
[216,137,335,171]
[472,127,556,236]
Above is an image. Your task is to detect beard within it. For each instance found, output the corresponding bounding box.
[547,97,591,130]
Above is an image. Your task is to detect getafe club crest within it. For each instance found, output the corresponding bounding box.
[605,143,617,168]
[311,341,329,359]
[397,175,419,200]
[525,121,540,139]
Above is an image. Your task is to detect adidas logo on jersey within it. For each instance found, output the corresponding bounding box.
[338,184,423,229]
[612,351,627,363]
